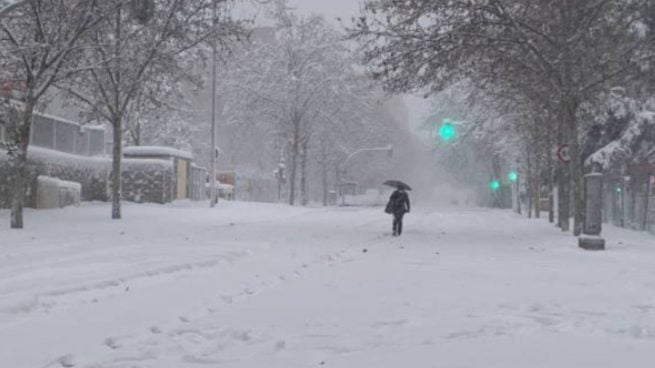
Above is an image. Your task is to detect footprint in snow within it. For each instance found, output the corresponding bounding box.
[58,354,76,367]
[104,337,120,350]
[150,326,163,334]
[221,295,234,304]
[179,316,190,323]
[371,319,409,329]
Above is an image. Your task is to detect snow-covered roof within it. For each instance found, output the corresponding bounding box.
[28,146,109,164]
[123,146,193,160]
[84,125,106,131]
[123,158,174,169]
[36,112,86,129]
[37,175,82,190]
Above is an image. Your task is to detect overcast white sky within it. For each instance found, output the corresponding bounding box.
[289,0,364,22]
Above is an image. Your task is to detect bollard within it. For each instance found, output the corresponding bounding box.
[579,172,606,250]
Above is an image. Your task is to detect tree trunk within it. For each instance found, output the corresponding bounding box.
[335,163,341,206]
[111,3,123,219]
[629,177,637,228]
[643,174,652,231]
[288,118,300,206]
[111,116,123,219]
[526,147,533,218]
[300,139,308,206]
[9,96,36,229]
[556,100,576,233]
[557,167,570,231]
[547,127,555,223]
[565,100,583,236]
[134,121,141,146]
[321,147,328,206]
[534,157,541,219]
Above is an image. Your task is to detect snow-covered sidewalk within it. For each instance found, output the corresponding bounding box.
[1,202,654,367]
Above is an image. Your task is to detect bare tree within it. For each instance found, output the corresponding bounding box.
[58,0,243,219]
[221,7,380,205]
[0,0,105,229]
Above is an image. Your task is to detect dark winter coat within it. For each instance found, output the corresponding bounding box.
[387,189,410,215]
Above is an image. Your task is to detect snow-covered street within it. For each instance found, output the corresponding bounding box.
[1,202,654,367]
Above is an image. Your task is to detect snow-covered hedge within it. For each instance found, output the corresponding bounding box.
[30,147,110,203]
[0,147,109,208]
[1,147,177,208]
[122,159,174,204]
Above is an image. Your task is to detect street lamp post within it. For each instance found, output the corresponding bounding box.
[338,144,393,205]
[209,1,218,208]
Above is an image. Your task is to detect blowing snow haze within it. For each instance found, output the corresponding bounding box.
[1,1,655,367]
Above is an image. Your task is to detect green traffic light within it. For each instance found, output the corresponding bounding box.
[616,187,622,193]
[490,179,500,191]
[438,118,457,141]
[508,171,518,182]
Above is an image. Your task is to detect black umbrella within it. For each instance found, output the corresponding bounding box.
[383,180,412,191]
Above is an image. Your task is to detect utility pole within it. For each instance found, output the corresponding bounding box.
[209,0,218,207]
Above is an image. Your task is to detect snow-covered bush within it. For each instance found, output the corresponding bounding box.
[0,147,109,208]
[1,147,177,208]
[122,159,174,204]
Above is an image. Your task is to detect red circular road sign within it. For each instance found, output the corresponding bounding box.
[557,144,571,164]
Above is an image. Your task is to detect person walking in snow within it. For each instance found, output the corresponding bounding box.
[386,187,410,236]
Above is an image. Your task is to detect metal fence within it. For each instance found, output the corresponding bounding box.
[189,165,208,201]
[603,185,655,235]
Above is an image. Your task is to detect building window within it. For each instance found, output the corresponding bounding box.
[0,124,5,143]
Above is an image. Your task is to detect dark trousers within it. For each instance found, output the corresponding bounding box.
[393,213,405,235]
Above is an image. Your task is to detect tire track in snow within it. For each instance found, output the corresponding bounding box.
[0,250,250,319]
[74,217,400,368]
